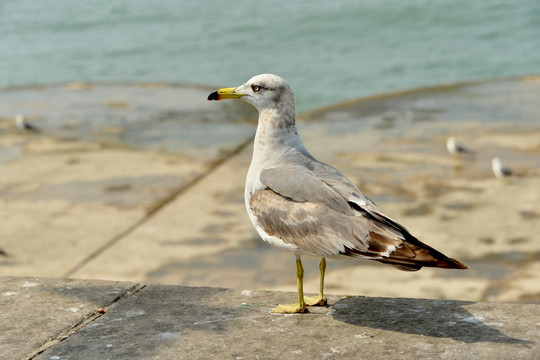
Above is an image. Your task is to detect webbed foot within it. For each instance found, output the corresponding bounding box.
[304,295,327,307]
[271,303,308,314]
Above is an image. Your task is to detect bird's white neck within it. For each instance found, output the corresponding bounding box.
[252,107,305,159]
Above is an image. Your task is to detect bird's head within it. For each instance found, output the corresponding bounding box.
[207,74,295,113]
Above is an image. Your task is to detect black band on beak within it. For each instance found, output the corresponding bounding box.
[207,90,219,101]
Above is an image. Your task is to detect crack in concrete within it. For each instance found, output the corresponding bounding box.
[61,137,252,279]
[27,283,146,360]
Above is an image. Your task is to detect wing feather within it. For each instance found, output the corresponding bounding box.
[253,164,468,270]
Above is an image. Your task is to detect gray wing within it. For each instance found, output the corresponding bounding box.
[255,165,407,259]
[310,161,386,214]
[259,165,353,215]
[310,161,412,237]
[253,164,468,270]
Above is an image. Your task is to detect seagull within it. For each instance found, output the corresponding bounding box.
[492,157,513,179]
[14,114,40,133]
[208,74,468,313]
[446,136,473,155]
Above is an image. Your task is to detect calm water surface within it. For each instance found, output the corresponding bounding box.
[1,0,539,112]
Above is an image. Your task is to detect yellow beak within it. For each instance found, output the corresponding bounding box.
[207,87,245,101]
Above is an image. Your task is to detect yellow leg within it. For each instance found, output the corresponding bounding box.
[271,258,308,313]
[305,258,328,306]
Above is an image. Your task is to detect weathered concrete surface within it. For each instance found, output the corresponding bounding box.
[70,146,256,282]
[0,139,203,277]
[0,276,139,360]
[1,277,536,360]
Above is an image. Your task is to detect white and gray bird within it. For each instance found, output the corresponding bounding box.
[14,114,40,133]
[208,74,468,313]
[492,157,513,179]
[446,136,473,155]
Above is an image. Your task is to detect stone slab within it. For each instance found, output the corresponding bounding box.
[70,146,256,282]
[0,276,139,360]
[28,279,538,360]
[0,139,201,277]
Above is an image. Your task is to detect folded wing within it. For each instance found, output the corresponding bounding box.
[251,165,468,270]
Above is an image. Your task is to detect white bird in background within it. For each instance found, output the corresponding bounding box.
[446,136,473,155]
[14,114,40,133]
[208,74,468,314]
[492,157,513,179]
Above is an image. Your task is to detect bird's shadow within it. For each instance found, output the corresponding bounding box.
[331,296,532,346]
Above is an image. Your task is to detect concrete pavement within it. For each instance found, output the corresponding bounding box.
[1,276,538,360]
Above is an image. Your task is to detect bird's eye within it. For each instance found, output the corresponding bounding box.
[251,84,261,92]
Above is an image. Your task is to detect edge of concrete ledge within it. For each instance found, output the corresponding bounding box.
[1,276,538,360]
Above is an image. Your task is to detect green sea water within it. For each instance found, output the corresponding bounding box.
[1,0,539,112]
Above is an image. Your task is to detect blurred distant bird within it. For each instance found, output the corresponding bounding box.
[14,114,40,133]
[492,157,513,179]
[446,136,473,155]
[0,247,7,257]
